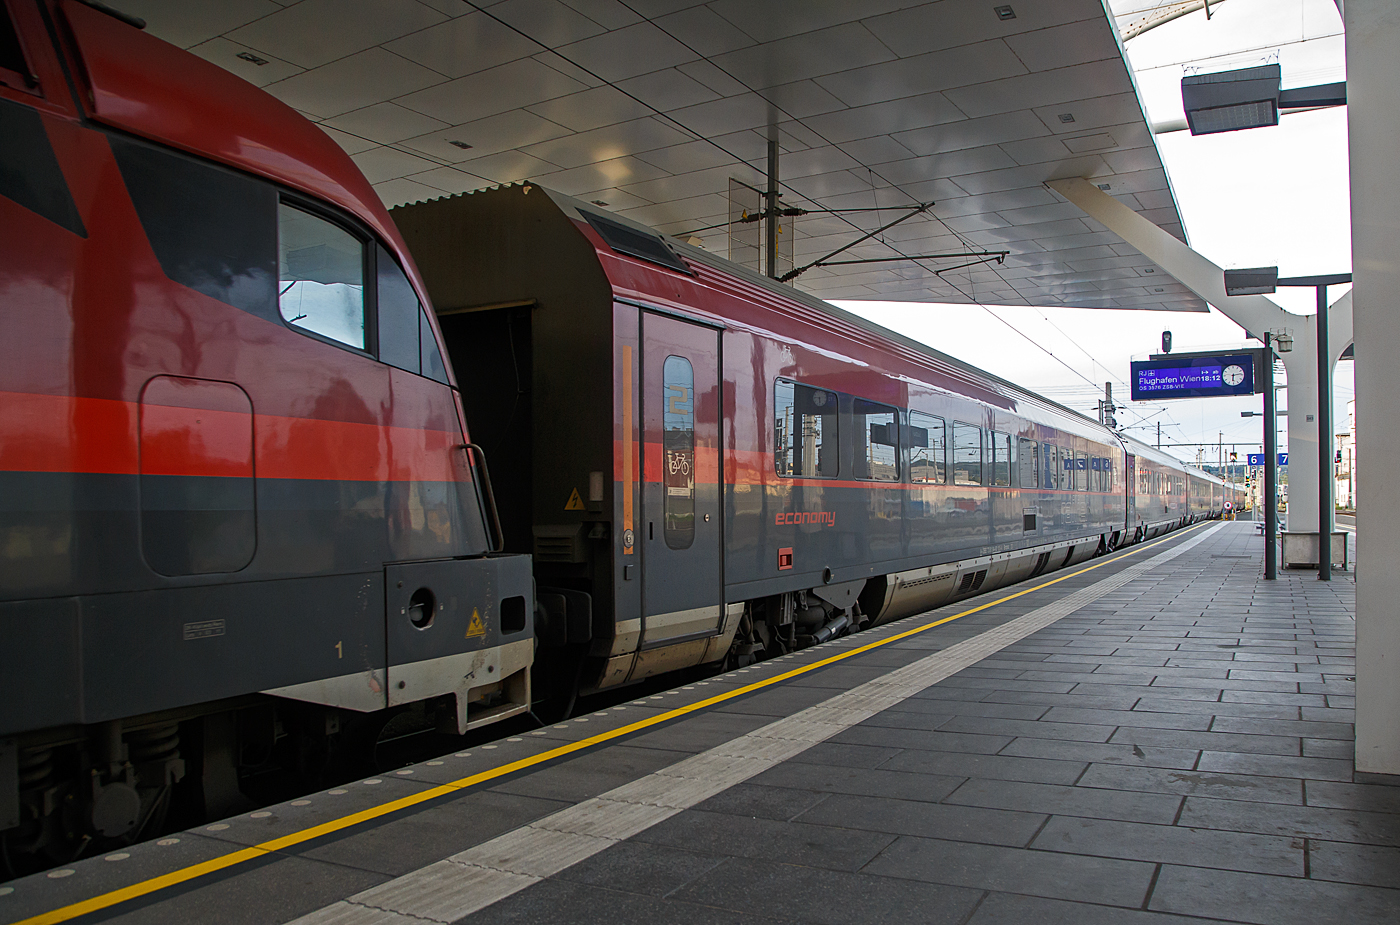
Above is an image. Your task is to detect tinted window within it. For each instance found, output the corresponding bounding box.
[1017,437,1038,488]
[953,422,982,486]
[775,379,838,478]
[910,412,945,484]
[421,311,449,383]
[663,356,695,550]
[853,399,898,481]
[991,431,1012,487]
[112,137,276,318]
[1074,450,1088,491]
[0,6,29,85]
[377,244,419,373]
[279,204,365,349]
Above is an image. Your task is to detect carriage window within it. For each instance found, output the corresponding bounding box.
[1044,444,1060,489]
[953,422,982,486]
[910,412,946,484]
[663,356,695,550]
[775,379,838,478]
[1075,450,1089,491]
[991,431,1012,487]
[278,204,366,349]
[853,399,898,481]
[1018,438,1039,488]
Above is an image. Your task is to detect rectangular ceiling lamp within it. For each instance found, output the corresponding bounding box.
[1223,266,1278,296]
[1182,64,1281,135]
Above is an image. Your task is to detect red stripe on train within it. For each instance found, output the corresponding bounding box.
[0,391,466,482]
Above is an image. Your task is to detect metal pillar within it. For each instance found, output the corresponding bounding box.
[1317,285,1332,580]
[1263,334,1277,581]
[765,138,778,280]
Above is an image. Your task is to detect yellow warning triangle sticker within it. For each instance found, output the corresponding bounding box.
[565,488,585,511]
[465,607,486,638]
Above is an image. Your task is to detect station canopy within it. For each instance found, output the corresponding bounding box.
[124,0,1206,312]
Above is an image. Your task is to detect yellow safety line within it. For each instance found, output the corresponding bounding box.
[15,523,1209,925]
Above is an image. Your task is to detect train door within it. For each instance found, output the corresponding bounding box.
[640,312,722,647]
[1125,454,1136,528]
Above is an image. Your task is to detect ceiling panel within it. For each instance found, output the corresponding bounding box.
[813,41,1029,108]
[519,116,691,168]
[140,0,1206,312]
[384,13,539,79]
[225,0,446,69]
[395,57,587,124]
[489,0,610,48]
[710,23,897,89]
[615,69,722,111]
[325,102,449,146]
[398,110,568,162]
[266,47,444,119]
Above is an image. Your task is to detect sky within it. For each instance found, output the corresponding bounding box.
[835,0,1351,467]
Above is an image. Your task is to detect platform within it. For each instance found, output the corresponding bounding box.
[5,521,1392,925]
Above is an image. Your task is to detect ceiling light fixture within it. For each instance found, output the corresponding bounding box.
[994,5,1016,20]
[236,51,268,66]
[1057,113,1075,123]
[447,140,473,150]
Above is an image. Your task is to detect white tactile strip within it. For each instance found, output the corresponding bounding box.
[290,524,1224,925]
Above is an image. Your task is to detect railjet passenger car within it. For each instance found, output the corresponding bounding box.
[392,185,1233,715]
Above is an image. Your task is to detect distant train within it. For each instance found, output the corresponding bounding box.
[0,1,1231,871]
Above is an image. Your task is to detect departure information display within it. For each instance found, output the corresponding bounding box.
[1129,352,1258,400]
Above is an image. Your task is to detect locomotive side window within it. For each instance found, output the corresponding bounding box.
[278,204,366,349]
[909,412,946,484]
[1017,437,1039,488]
[421,310,450,384]
[377,244,420,373]
[952,422,982,486]
[774,379,838,478]
[111,137,277,317]
[991,431,1012,487]
[853,399,898,481]
[662,356,695,550]
[0,4,31,91]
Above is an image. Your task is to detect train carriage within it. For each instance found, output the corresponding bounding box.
[392,185,1187,705]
